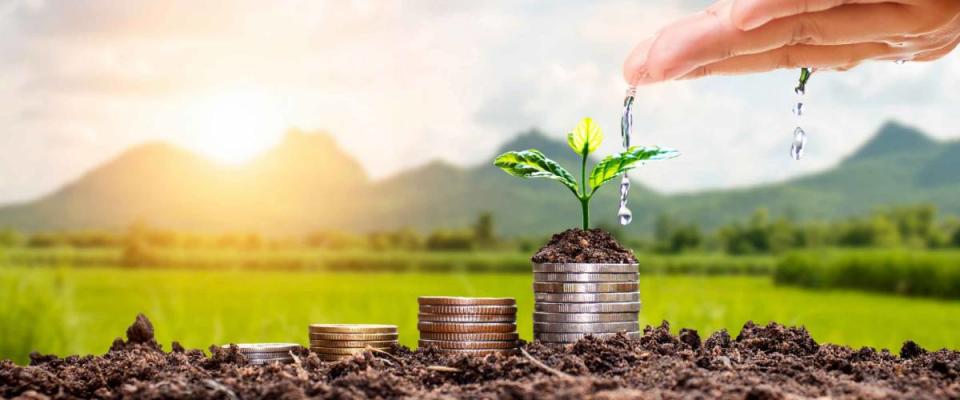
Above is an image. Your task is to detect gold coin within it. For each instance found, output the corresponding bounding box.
[309,340,397,348]
[309,332,399,341]
[419,332,519,341]
[308,324,397,333]
[418,305,517,315]
[418,340,517,350]
[418,313,515,323]
[417,296,515,306]
[311,346,392,355]
[418,322,516,333]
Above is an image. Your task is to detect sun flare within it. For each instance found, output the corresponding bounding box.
[183,88,286,165]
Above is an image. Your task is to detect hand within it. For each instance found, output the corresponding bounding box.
[623,0,960,85]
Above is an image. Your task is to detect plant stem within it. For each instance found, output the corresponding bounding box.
[580,150,589,230]
[580,197,589,230]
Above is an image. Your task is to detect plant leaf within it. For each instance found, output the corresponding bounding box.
[566,117,603,155]
[589,146,678,194]
[494,149,579,194]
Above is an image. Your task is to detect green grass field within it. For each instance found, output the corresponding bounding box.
[3,266,960,365]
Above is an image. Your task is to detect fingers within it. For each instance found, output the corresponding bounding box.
[678,42,895,78]
[912,34,960,62]
[625,2,913,85]
[730,0,896,30]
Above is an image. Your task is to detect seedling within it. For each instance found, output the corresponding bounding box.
[494,117,677,229]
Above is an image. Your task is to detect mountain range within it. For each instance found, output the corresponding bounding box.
[0,121,958,235]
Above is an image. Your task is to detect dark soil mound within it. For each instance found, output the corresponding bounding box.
[532,228,637,264]
[3,315,959,399]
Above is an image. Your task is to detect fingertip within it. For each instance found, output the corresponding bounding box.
[623,36,657,85]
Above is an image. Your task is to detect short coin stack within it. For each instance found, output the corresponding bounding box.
[308,324,399,361]
[227,343,299,365]
[417,296,518,355]
[533,263,641,343]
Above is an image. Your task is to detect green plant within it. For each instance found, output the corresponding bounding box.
[493,117,677,229]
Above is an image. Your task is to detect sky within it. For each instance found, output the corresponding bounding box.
[1,0,959,204]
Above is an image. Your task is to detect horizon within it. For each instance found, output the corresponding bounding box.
[3,1,960,204]
[0,118,938,207]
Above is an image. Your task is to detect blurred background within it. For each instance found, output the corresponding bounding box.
[2,0,960,364]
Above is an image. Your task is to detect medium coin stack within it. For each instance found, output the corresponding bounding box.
[226,343,299,365]
[533,263,642,343]
[417,296,519,355]
[308,324,399,361]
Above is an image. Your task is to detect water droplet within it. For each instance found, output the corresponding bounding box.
[617,86,636,225]
[794,87,805,96]
[790,127,806,160]
[792,102,803,117]
[618,205,633,225]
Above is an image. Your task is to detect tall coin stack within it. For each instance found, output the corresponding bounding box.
[308,324,399,361]
[533,263,641,343]
[417,296,519,355]
[226,343,299,365]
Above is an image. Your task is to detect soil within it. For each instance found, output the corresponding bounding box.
[3,315,958,399]
[532,228,638,264]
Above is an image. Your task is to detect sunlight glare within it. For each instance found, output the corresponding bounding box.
[183,88,286,165]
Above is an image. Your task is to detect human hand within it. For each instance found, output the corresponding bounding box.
[623,0,960,85]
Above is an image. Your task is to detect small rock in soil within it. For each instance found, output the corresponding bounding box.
[2,315,959,399]
[532,228,637,264]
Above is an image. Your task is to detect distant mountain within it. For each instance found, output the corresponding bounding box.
[0,121,958,235]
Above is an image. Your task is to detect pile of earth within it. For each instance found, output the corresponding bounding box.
[532,228,638,264]
[2,314,959,399]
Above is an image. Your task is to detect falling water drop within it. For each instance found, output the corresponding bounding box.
[792,102,804,117]
[790,127,806,160]
[618,87,636,225]
[790,68,813,160]
[618,205,633,225]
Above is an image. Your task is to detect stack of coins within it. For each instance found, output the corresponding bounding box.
[308,324,399,361]
[226,343,300,365]
[533,263,641,343]
[417,296,518,355]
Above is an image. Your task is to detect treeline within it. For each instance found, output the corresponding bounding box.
[641,204,960,255]
[775,250,960,299]
[2,205,960,256]
[0,213,509,252]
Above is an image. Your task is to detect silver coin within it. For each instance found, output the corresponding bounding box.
[419,305,517,315]
[225,343,301,353]
[535,292,639,303]
[532,263,638,273]
[535,331,641,343]
[534,321,639,333]
[246,357,295,364]
[533,282,638,293]
[534,272,638,283]
[533,312,637,323]
[244,353,296,360]
[535,301,641,313]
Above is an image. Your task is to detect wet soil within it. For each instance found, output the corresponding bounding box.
[532,228,638,264]
[3,315,958,399]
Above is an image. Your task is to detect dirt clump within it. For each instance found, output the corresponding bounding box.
[532,228,637,264]
[2,316,959,399]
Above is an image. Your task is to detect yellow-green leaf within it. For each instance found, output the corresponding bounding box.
[494,149,579,194]
[589,146,678,194]
[566,117,603,155]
